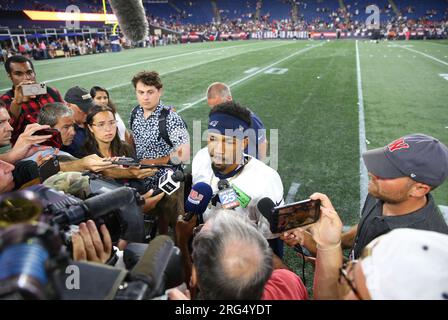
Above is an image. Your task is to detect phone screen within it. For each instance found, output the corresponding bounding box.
[38,158,60,182]
[271,199,321,233]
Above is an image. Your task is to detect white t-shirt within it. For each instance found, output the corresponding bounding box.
[192,147,284,240]
[115,112,126,141]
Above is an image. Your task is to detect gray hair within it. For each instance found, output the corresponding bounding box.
[192,210,273,300]
[38,102,74,127]
[206,82,232,101]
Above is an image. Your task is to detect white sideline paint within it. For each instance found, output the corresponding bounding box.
[264,67,289,74]
[106,41,293,91]
[398,45,448,67]
[178,42,325,114]
[356,40,368,215]
[439,74,448,81]
[285,182,301,204]
[244,67,261,74]
[0,42,264,92]
[439,206,448,224]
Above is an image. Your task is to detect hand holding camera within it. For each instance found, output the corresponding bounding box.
[72,220,112,264]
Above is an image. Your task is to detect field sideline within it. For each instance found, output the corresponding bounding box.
[1,38,447,216]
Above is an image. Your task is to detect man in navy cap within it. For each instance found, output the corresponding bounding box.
[282,133,448,259]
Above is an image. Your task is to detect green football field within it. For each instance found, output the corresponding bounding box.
[1,39,447,291]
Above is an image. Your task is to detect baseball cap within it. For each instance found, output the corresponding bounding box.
[64,86,95,113]
[360,228,448,300]
[43,171,91,199]
[362,134,448,188]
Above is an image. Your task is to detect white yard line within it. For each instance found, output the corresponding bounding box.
[178,41,325,114]
[356,40,368,214]
[106,41,294,91]
[398,45,448,67]
[0,42,263,92]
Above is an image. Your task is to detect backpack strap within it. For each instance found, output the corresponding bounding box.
[158,107,173,148]
[129,105,140,132]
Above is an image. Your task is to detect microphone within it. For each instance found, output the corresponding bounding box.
[108,0,149,42]
[152,170,185,197]
[183,182,213,222]
[120,235,184,299]
[257,197,275,220]
[218,179,230,190]
[257,197,275,230]
[216,179,240,210]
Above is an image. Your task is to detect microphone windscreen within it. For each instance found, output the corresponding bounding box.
[217,179,229,190]
[257,197,275,221]
[172,170,185,182]
[109,0,149,42]
[185,182,213,215]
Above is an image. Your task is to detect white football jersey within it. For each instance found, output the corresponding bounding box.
[192,147,284,239]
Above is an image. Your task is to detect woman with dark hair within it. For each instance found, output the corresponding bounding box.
[83,105,164,212]
[84,104,132,158]
[90,86,131,143]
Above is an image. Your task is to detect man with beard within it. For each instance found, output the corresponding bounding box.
[282,134,448,259]
[192,101,285,258]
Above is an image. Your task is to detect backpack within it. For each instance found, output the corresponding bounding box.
[129,105,187,148]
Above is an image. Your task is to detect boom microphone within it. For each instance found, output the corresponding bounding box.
[108,0,149,42]
[183,182,213,222]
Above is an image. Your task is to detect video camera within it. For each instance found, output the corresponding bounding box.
[0,172,147,247]
[0,222,184,300]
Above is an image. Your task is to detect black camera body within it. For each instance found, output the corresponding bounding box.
[25,182,145,245]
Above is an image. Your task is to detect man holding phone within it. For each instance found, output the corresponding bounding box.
[0,55,64,144]
[282,134,448,259]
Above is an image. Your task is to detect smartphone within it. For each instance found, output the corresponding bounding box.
[21,83,47,96]
[270,199,321,233]
[34,128,63,149]
[38,157,60,182]
[112,157,171,169]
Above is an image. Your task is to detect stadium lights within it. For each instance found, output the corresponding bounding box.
[23,10,117,22]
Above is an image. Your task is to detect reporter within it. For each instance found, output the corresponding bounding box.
[169,210,308,300]
[0,122,52,164]
[90,86,131,143]
[83,105,156,181]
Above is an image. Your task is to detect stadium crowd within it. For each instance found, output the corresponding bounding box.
[0,50,447,300]
[1,0,447,62]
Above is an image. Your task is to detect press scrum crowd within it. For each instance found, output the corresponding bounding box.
[0,54,447,300]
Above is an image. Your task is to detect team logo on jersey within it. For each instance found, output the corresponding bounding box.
[388,138,410,152]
